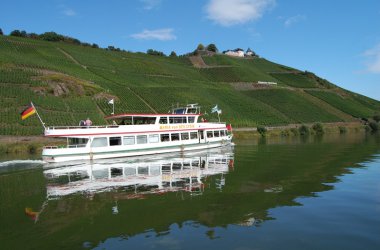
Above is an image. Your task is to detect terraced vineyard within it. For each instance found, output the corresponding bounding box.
[306,90,376,118]
[0,35,379,135]
[243,89,343,123]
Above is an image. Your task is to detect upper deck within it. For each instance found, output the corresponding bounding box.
[44,104,227,137]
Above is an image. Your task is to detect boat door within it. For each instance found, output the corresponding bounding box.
[198,130,206,143]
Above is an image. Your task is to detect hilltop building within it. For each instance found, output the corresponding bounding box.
[223,48,257,58]
[246,48,255,56]
[223,48,245,57]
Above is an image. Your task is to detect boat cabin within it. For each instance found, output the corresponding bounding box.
[106,105,201,126]
[171,104,200,115]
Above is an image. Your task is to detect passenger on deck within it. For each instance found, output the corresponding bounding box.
[85,118,92,127]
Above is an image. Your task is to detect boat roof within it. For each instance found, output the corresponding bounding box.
[105,113,202,120]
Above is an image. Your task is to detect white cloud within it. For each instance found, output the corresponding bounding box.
[205,0,276,26]
[363,43,380,73]
[284,14,306,27]
[131,28,176,41]
[62,8,76,16]
[140,0,162,10]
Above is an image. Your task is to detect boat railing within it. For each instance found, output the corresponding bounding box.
[44,144,87,149]
[46,125,120,130]
[68,144,87,148]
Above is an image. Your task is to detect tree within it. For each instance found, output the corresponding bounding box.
[197,43,205,51]
[28,33,39,39]
[0,28,3,35]
[10,30,22,37]
[373,114,380,123]
[206,43,218,52]
[39,31,64,41]
[169,51,177,57]
[147,49,165,56]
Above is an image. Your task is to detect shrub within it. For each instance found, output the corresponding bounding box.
[374,114,380,123]
[28,144,37,154]
[338,126,347,134]
[369,121,379,132]
[280,129,290,137]
[290,128,299,136]
[257,126,267,137]
[312,123,324,135]
[299,125,310,136]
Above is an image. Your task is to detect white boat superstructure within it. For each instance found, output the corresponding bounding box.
[42,104,233,163]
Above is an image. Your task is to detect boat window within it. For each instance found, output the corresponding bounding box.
[91,137,108,147]
[192,160,200,167]
[214,131,220,137]
[111,168,122,177]
[220,130,225,136]
[171,133,180,141]
[207,131,213,138]
[149,134,159,143]
[123,136,135,145]
[174,108,185,114]
[187,116,195,123]
[169,117,186,124]
[187,108,197,114]
[190,132,198,139]
[160,134,170,142]
[136,135,148,144]
[159,117,168,124]
[117,117,132,125]
[133,117,156,125]
[109,137,122,146]
[181,132,189,140]
[138,166,149,175]
[68,138,88,148]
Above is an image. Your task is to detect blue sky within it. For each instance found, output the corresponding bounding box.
[1,0,380,100]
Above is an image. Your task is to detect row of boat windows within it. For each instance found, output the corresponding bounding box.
[115,116,195,125]
[90,130,228,147]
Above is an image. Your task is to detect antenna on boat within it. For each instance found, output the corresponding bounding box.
[31,102,46,129]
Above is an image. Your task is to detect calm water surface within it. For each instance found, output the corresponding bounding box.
[0,134,379,250]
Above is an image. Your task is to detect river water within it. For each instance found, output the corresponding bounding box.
[0,133,379,250]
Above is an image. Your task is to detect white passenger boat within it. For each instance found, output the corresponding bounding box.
[42,104,233,163]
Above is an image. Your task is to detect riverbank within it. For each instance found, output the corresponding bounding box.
[233,121,365,139]
[0,121,368,154]
[0,136,64,154]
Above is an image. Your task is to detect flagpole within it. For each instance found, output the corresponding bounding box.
[31,102,46,129]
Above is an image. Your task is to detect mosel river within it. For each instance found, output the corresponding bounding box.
[1,133,379,250]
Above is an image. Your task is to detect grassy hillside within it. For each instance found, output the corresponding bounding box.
[0,35,379,135]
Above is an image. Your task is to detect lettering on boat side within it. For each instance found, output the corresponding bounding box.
[160,124,195,130]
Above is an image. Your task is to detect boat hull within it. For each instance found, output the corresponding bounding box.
[43,139,232,163]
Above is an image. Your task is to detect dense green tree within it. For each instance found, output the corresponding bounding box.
[39,31,64,41]
[28,33,39,39]
[10,30,22,37]
[197,43,205,51]
[169,51,177,57]
[206,43,218,52]
[373,114,380,123]
[147,49,165,56]
[0,28,3,35]
[91,43,99,49]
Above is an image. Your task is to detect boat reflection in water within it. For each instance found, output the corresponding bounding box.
[43,146,234,200]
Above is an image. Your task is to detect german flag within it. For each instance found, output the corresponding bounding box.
[20,103,36,120]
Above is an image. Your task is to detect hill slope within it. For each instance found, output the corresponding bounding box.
[0,35,379,135]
